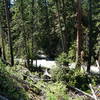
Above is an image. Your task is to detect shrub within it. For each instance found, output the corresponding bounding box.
[46,82,68,100]
[56,43,76,66]
[56,52,68,66]
[0,60,29,100]
[51,66,94,91]
[51,67,70,82]
[67,42,76,63]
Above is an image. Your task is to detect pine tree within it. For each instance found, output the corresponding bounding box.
[76,0,82,70]
[4,0,14,66]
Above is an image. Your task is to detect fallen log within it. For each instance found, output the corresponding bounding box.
[70,86,94,99]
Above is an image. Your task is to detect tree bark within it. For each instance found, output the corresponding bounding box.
[0,47,2,58]
[0,22,6,61]
[30,0,35,67]
[76,0,82,69]
[20,0,30,67]
[4,0,14,66]
[60,0,68,52]
[55,0,65,52]
[87,0,92,72]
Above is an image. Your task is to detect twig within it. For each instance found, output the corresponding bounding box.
[96,60,100,68]
[70,86,94,99]
[89,84,98,100]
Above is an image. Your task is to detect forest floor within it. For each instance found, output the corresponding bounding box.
[0,61,100,100]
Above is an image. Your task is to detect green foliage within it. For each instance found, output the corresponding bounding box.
[0,0,100,98]
[0,59,6,72]
[0,0,99,64]
[56,52,68,65]
[51,66,99,91]
[56,43,76,65]
[51,67,75,85]
[35,81,69,100]
[67,42,76,63]
[46,82,68,100]
[0,60,29,100]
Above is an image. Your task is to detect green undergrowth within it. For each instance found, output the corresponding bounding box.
[51,66,100,92]
[0,60,40,100]
[0,60,29,100]
[1,59,100,100]
[35,81,69,100]
[35,81,84,100]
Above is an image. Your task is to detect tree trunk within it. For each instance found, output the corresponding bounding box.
[0,47,2,58]
[87,0,92,72]
[55,0,65,52]
[0,22,6,61]
[60,0,68,52]
[4,0,14,66]
[30,0,35,67]
[20,0,29,67]
[76,0,82,69]
[1,35,6,61]
[44,0,49,28]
